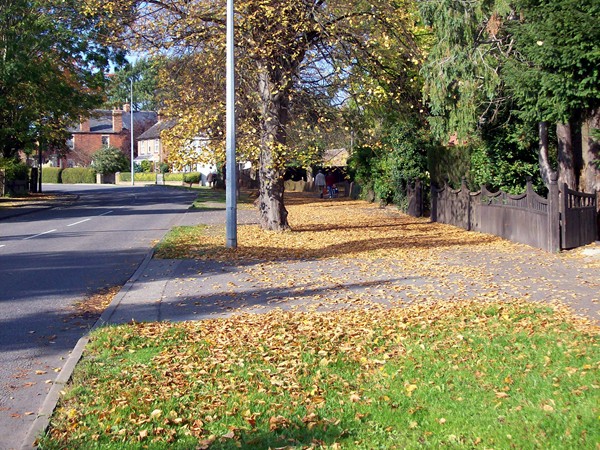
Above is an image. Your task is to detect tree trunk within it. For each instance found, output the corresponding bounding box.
[580,109,600,192]
[538,121,555,186]
[557,121,577,190]
[257,64,290,231]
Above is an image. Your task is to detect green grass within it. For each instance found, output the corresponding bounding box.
[189,187,254,210]
[38,301,599,449]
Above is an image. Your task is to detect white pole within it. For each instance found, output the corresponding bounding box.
[130,78,135,186]
[225,0,237,248]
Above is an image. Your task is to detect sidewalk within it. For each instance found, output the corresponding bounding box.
[21,197,600,448]
[101,203,600,327]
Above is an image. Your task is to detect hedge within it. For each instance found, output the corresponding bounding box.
[119,172,158,182]
[164,173,184,181]
[42,167,62,183]
[61,167,96,184]
[183,172,201,184]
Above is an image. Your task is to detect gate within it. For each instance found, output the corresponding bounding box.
[561,184,598,249]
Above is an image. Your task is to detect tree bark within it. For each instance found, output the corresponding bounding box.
[257,64,290,231]
[538,121,555,186]
[580,109,600,192]
[557,121,577,190]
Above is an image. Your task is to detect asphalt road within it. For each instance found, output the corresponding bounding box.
[0,184,197,450]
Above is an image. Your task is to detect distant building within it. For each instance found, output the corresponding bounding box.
[136,119,220,184]
[58,105,157,167]
[136,119,177,167]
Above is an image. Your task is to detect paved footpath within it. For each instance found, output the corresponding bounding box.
[19,204,600,448]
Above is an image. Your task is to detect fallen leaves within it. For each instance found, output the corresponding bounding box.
[41,193,600,449]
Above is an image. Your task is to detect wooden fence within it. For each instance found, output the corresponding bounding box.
[561,185,598,249]
[423,174,598,252]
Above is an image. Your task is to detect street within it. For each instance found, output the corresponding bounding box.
[0,184,197,449]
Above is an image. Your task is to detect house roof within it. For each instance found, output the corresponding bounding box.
[69,110,158,133]
[137,119,177,141]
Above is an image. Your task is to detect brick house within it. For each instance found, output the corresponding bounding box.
[59,105,157,167]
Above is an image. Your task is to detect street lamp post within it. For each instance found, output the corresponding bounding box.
[130,78,135,186]
[225,0,237,248]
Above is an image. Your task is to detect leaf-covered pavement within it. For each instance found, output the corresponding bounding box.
[154,194,600,322]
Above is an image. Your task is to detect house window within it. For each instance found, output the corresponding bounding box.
[101,135,109,146]
[154,140,159,154]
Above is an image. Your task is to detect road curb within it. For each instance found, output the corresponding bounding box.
[20,248,156,449]
[0,194,80,222]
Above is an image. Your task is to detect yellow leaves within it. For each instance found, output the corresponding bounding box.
[404,383,418,397]
[268,415,290,431]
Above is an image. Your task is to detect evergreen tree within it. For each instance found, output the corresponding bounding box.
[503,0,600,189]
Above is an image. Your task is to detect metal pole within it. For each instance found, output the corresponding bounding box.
[225,0,237,248]
[130,78,135,186]
[38,140,43,193]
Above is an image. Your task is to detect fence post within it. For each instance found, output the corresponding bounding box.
[415,179,423,217]
[525,177,533,211]
[430,182,437,222]
[548,173,560,252]
[461,177,471,231]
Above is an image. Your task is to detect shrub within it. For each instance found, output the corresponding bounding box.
[61,168,96,184]
[41,167,62,183]
[140,160,153,173]
[0,158,29,181]
[348,121,430,207]
[183,172,201,184]
[91,146,130,174]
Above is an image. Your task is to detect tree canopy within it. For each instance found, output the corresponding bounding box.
[104,58,163,111]
[86,0,424,230]
[0,0,124,159]
[420,0,600,192]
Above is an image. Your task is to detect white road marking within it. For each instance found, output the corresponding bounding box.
[0,245,5,248]
[23,229,56,240]
[99,211,114,216]
[67,218,91,227]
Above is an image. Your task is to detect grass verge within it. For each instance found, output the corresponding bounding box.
[39,300,599,449]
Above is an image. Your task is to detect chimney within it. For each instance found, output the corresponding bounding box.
[79,117,90,132]
[123,103,131,112]
[112,109,123,133]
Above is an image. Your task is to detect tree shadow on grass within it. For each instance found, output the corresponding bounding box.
[207,421,353,450]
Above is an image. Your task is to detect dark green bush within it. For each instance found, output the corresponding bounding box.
[140,160,153,173]
[182,172,201,184]
[91,146,130,174]
[348,121,430,206]
[0,158,29,181]
[41,167,62,183]
[61,167,96,184]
